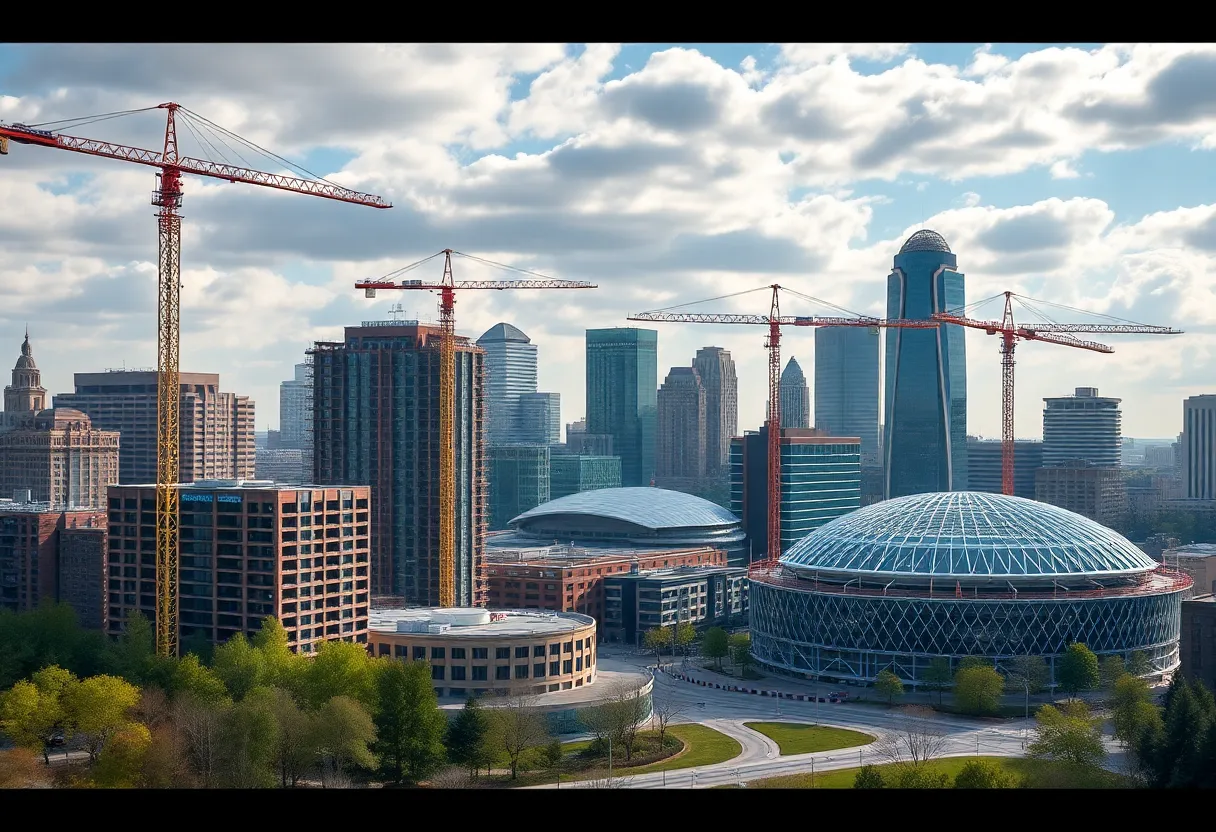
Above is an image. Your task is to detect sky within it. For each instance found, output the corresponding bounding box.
[2,42,1215,442]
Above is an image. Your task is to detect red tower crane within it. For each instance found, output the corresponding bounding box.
[629,285,937,567]
[1,105,391,656]
[933,291,1182,496]
[356,249,596,607]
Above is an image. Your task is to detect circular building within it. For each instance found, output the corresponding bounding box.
[749,492,1191,685]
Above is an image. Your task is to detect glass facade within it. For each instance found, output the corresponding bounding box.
[477,323,539,445]
[585,328,658,487]
[1042,387,1122,468]
[814,327,880,465]
[966,438,1043,500]
[518,392,561,445]
[488,445,551,531]
[779,357,810,430]
[884,230,968,498]
[549,455,622,500]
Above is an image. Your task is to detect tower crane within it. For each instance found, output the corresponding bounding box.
[629,285,937,567]
[933,291,1182,496]
[356,249,596,607]
[1,105,391,657]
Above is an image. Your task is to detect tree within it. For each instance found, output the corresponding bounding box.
[0,665,78,764]
[702,627,729,670]
[1057,643,1100,700]
[487,695,550,778]
[953,665,1005,716]
[314,695,377,784]
[729,633,754,675]
[872,706,947,768]
[1126,650,1152,677]
[170,654,231,707]
[64,674,141,763]
[0,747,51,788]
[650,689,686,749]
[252,617,306,694]
[922,657,953,705]
[93,722,152,788]
[673,621,696,657]
[1005,655,1048,719]
[643,626,673,663]
[211,634,267,702]
[1099,655,1126,692]
[140,721,191,789]
[1111,673,1160,750]
[1136,674,1215,788]
[953,759,1015,789]
[446,696,492,778]
[219,688,281,788]
[852,765,885,788]
[253,687,315,788]
[541,738,564,771]
[875,669,904,705]
[372,660,446,785]
[1028,700,1106,769]
[429,766,473,788]
[300,640,377,711]
[892,766,950,788]
[111,612,157,685]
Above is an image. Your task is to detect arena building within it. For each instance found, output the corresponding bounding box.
[749,491,1191,686]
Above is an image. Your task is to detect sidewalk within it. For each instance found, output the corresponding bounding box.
[657,662,847,704]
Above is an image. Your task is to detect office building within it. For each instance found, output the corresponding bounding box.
[1181,595,1216,693]
[254,448,307,484]
[0,501,106,625]
[519,392,561,445]
[1042,387,1122,468]
[965,438,1043,500]
[106,482,370,653]
[731,427,862,560]
[488,445,550,531]
[585,328,658,488]
[884,229,968,497]
[1,330,47,433]
[693,347,738,474]
[602,565,749,646]
[1183,395,1216,499]
[279,363,311,449]
[1035,461,1127,529]
[477,322,566,447]
[779,357,810,430]
[310,320,487,604]
[0,408,120,510]
[55,371,255,485]
[548,455,621,500]
[655,366,707,490]
[815,327,880,465]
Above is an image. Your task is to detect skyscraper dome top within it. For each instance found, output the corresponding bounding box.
[478,322,531,344]
[781,356,805,383]
[898,229,952,254]
[14,332,36,370]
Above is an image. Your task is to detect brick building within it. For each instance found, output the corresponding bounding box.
[0,501,106,626]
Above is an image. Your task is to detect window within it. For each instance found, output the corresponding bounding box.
[574,639,582,650]
[514,646,529,659]
[550,661,560,676]
[533,663,546,677]
[563,641,573,653]
[496,647,510,660]
[451,647,466,660]
[450,666,467,681]
[533,645,545,657]
[431,665,445,681]
[514,665,528,680]
[472,666,487,681]
[549,643,560,656]
[431,647,446,660]
[495,666,510,681]
[576,657,583,672]
[472,647,487,659]
[563,660,573,674]
[412,646,425,661]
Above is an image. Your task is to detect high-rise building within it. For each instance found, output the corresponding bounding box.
[310,321,487,604]
[586,328,658,488]
[549,455,622,500]
[1,330,47,432]
[815,327,880,465]
[1042,387,1122,468]
[731,427,861,562]
[884,229,968,498]
[518,392,561,445]
[254,448,307,484]
[477,323,539,445]
[0,408,120,509]
[1035,461,1127,529]
[965,438,1044,500]
[55,371,255,485]
[656,366,707,489]
[488,445,550,531]
[693,347,737,474]
[0,501,105,624]
[106,482,370,652]
[279,363,311,449]
[1183,395,1216,500]
[779,357,810,430]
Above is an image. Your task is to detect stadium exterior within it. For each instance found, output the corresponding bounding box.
[749,492,1191,686]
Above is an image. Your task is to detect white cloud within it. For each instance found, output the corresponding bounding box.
[1050,159,1081,179]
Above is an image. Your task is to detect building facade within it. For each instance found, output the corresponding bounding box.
[1183,395,1216,500]
[549,455,622,500]
[55,371,255,485]
[1,331,47,433]
[254,448,308,484]
[0,502,106,624]
[731,427,862,561]
[884,229,968,498]
[1035,461,1127,529]
[655,366,707,489]
[779,357,811,430]
[477,323,554,446]
[1042,387,1122,468]
[1181,595,1216,693]
[488,445,550,531]
[814,326,880,465]
[585,328,658,488]
[279,363,312,450]
[0,408,119,509]
[310,321,487,604]
[106,482,370,653]
[602,565,749,645]
[693,347,738,475]
[965,438,1044,500]
[518,392,561,445]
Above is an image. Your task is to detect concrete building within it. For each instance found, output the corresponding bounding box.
[368,607,597,699]
[518,392,561,445]
[1181,595,1216,693]
[0,409,119,510]
[1042,387,1122,468]
[548,455,621,500]
[965,438,1044,500]
[254,448,307,484]
[1,330,47,433]
[310,320,487,604]
[1164,544,1216,599]
[106,482,370,653]
[602,565,749,646]
[477,323,539,445]
[656,366,706,490]
[586,328,658,488]
[778,357,810,430]
[0,501,106,626]
[1183,395,1216,500]
[279,363,311,449]
[730,427,862,561]
[693,347,738,475]
[884,229,968,498]
[55,370,255,485]
[815,326,881,466]
[488,445,550,531]
[1035,461,1127,529]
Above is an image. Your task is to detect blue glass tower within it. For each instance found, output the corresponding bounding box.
[884,230,968,498]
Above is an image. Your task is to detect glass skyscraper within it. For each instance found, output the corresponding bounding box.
[884,229,968,498]
[476,323,538,445]
[586,328,658,488]
[779,357,810,429]
[814,327,880,465]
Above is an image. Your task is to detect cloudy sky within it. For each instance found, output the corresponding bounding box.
[3,42,1215,442]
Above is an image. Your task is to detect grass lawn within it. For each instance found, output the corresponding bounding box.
[625,724,743,774]
[747,756,1131,789]
[743,722,874,756]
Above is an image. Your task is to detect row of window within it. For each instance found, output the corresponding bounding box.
[423,657,589,682]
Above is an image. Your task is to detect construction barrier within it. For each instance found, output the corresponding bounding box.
[658,666,840,704]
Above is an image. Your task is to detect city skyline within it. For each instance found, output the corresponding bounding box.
[4,43,1216,440]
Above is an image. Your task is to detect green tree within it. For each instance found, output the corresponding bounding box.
[1005,655,1049,719]
[541,738,564,771]
[0,664,79,763]
[875,669,904,705]
[1137,674,1214,788]
[446,696,493,777]
[301,640,377,711]
[1110,673,1160,749]
[64,674,141,763]
[673,621,696,657]
[953,759,1015,789]
[729,633,754,675]
[957,655,991,671]
[953,665,1005,716]
[110,612,157,685]
[315,695,377,784]
[922,657,953,705]
[170,654,231,707]
[93,721,152,788]
[220,688,281,788]
[643,626,673,663]
[1057,643,1100,700]
[254,687,315,788]
[702,627,729,670]
[252,617,306,694]
[852,765,885,788]
[1028,700,1106,769]
[892,765,950,788]
[1126,650,1152,677]
[487,695,551,777]
[211,633,267,702]
[373,660,446,785]
[1099,655,1126,692]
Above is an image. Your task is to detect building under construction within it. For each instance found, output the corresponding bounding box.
[310,320,488,606]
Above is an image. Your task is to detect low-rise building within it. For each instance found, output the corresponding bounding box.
[1181,595,1216,693]
[1035,460,1127,528]
[1165,544,1216,598]
[0,500,106,625]
[602,564,749,646]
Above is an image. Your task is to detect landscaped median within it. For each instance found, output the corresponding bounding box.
[548,723,743,785]
[744,756,1130,789]
[743,722,874,756]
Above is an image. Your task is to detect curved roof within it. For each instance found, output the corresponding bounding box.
[478,322,531,344]
[511,487,740,532]
[780,491,1156,581]
[898,229,952,254]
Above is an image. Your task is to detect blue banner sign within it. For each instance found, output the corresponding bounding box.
[181,493,213,503]
[217,494,242,504]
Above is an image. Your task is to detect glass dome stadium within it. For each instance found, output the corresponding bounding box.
[779,491,1156,587]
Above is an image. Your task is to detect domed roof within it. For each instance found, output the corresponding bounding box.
[478,322,531,344]
[898,229,952,254]
[781,356,806,383]
[34,408,91,426]
[511,487,739,532]
[779,491,1157,582]
[13,332,36,370]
